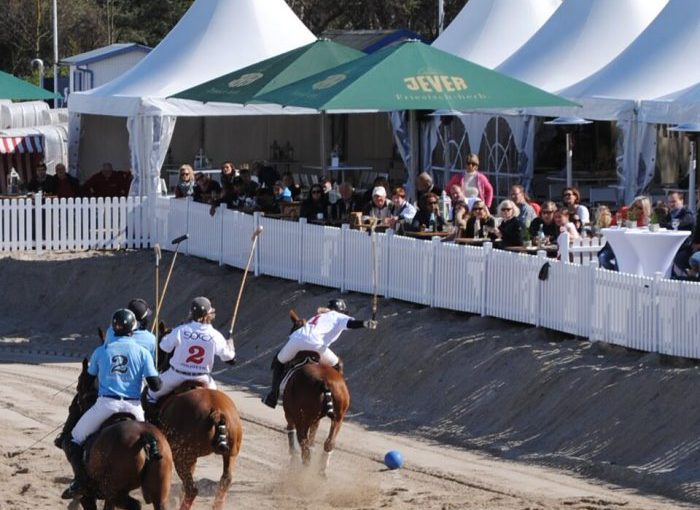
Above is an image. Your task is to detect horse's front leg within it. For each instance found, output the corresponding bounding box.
[320,418,344,477]
[213,449,238,510]
[174,454,198,510]
[78,494,97,510]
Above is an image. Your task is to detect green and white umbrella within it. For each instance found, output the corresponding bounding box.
[0,70,59,101]
[256,40,576,111]
[172,39,364,104]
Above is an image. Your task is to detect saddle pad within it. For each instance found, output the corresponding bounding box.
[279,356,318,402]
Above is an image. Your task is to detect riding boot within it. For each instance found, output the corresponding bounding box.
[143,399,160,426]
[332,360,344,374]
[262,358,284,409]
[61,442,87,500]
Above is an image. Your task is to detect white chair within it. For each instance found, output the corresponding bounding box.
[557,232,605,264]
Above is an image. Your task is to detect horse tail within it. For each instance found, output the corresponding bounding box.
[209,409,229,454]
[139,431,163,462]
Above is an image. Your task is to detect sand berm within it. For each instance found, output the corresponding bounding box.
[1,250,699,505]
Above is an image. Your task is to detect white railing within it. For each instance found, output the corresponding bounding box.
[0,194,150,252]
[4,195,700,360]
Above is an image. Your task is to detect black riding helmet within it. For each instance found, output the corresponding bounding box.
[190,296,215,320]
[112,308,137,337]
[327,298,349,314]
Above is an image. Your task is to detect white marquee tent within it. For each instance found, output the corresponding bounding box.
[68,0,316,199]
[497,0,668,94]
[432,0,560,69]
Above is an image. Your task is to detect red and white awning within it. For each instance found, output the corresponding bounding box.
[0,135,43,154]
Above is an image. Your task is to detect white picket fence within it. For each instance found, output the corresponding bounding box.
[0,194,150,252]
[3,195,700,359]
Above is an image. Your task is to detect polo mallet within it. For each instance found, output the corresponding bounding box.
[370,218,379,321]
[152,234,189,333]
[227,226,264,348]
[152,243,162,363]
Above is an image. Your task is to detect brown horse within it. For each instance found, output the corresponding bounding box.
[66,359,173,510]
[283,310,350,475]
[152,324,243,510]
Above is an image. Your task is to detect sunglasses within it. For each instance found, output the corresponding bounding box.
[472,207,484,211]
[467,162,478,166]
[563,192,574,197]
[428,201,438,205]
[311,189,322,194]
[501,207,512,211]
[542,210,555,214]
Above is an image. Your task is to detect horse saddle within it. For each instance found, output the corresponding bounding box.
[279,352,321,399]
[171,379,208,396]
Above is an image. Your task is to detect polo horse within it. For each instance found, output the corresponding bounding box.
[64,358,173,510]
[151,323,243,510]
[283,310,350,475]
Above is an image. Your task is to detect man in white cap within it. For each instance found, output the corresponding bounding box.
[361,186,392,222]
[145,297,235,415]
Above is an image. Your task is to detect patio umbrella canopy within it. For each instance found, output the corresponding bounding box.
[255,40,576,111]
[0,70,58,101]
[172,39,365,104]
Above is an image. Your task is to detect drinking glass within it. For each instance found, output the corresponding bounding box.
[671,218,680,231]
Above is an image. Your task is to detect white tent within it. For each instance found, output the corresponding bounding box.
[640,83,700,125]
[432,0,560,69]
[68,0,316,200]
[497,0,668,93]
[548,0,700,202]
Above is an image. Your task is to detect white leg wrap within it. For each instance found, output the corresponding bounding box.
[321,450,332,473]
[287,429,297,452]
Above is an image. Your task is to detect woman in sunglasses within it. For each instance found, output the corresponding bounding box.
[175,164,195,198]
[300,184,329,222]
[464,200,495,239]
[561,186,590,228]
[489,199,523,248]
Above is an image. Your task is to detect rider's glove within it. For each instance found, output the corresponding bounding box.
[363,320,378,330]
[225,358,237,366]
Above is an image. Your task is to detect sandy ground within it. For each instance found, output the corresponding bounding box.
[0,351,690,510]
[1,251,699,509]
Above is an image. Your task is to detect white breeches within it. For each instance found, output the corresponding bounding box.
[277,337,338,366]
[71,396,144,444]
[146,368,215,403]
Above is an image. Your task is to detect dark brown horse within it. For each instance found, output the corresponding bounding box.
[283,310,350,475]
[153,324,243,510]
[66,359,173,510]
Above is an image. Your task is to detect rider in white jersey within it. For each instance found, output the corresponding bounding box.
[262,298,377,409]
[146,297,235,407]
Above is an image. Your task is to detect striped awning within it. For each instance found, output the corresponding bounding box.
[0,135,43,154]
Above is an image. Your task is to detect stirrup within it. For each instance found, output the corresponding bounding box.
[61,480,83,500]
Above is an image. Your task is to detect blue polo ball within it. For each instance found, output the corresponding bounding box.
[384,450,404,470]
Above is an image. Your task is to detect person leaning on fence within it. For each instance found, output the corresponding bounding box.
[409,192,446,232]
[54,164,80,198]
[175,164,196,198]
[82,162,132,198]
[445,154,494,209]
[193,172,222,205]
[528,201,559,243]
[489,200,523,248]
[219,161,238,197]
[464,199,495,239]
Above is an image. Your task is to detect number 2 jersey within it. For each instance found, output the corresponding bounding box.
[161,321,235,374]
[88,336,159,398]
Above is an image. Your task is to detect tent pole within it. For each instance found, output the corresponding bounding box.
[409,110,418,194]
[689,137,697,213]
[565,131,573,188]
[320,111,327,176]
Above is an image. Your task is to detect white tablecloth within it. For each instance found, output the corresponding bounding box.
[601,227,691,277]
